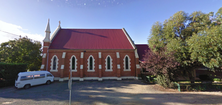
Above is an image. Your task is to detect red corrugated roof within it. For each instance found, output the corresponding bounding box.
[49,29,134,49]
[136,44,150,61]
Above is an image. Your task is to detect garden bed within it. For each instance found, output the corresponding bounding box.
[178,82,222,91]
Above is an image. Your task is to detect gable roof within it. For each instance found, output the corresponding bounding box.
[49,28,135,50]
[136,44,150,61]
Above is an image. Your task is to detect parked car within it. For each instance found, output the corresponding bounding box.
[15,71,54,89]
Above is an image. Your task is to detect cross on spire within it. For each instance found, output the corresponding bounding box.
[59,21,61,27]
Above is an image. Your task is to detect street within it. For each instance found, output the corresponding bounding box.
[0,80,222,105]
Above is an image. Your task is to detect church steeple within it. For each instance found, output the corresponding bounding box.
[43,19,51,42]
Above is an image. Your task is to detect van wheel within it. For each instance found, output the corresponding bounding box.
[46,80,51,85]
[24,84,30,89]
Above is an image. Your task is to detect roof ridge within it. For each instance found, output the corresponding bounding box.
[61,28,122,30]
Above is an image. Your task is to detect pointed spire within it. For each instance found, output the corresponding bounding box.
[59,21,61,27]
[45,19,51,33]
[43,19,51,42]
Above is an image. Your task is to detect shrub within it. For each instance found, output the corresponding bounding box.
[0,63,27,87]
[156,75,175,88]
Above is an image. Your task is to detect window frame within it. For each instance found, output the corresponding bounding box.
[69,55,77,72]
[105,55,113,71]
[50,55,59,72]
[123,55,131,71]
[87,55,95,72]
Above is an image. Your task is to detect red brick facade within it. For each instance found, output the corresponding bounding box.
[41,48,140,81]
[40,21,141,81]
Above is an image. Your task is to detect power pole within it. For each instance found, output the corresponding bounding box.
[68,69,72,105]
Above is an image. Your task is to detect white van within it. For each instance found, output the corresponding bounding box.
[15,71,54,89]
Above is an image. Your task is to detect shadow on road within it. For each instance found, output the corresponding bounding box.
[0,80,222,105]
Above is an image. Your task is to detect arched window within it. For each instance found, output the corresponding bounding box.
[72,57,75,70]
[50,55,58,72]
[105,55,113,71]
[90,57,93,70]
[107,57,111,69]
[69,55,77,72]
[125,57,129,69]
[123,55,131,71]
[87,55,95,72]
[53,57,57,70]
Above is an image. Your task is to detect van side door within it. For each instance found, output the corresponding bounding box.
[33,74,46,85]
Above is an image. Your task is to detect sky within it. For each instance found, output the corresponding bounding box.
[0,0,222,45]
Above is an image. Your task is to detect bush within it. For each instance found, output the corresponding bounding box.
[156,75,175,88]
[181,83,222,91]
[0,63,27,87]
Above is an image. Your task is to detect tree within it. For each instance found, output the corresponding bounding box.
[187,7,222,70]
[187,25,222,70]
[148,7,222,83]
[141,47,180,88]
[0,36,42,71]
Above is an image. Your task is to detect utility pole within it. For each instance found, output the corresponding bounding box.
[68,69,72,105]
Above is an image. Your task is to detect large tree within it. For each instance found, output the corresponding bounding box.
[187,8,222,70]
[148,7,222,82]
[0,36,42,71]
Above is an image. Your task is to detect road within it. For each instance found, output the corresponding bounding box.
[0,80,222,105]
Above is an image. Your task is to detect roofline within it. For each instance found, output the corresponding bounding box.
[48,49,135,51]
[122,28,136,49]
[50,26,61,42]
[50,27,127,30]
[135,44,149,45]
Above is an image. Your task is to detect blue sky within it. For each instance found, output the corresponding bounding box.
[0,0,222,44]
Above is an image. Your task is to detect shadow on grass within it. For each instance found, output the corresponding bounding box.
[0,80,222,105]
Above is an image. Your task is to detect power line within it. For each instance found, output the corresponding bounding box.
[0,30,43,43]
[0,30,21,37]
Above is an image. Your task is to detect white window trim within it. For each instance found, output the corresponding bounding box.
[99,65,102,69]
[81,52,84,58]
[50,55,59,72]
[117,64,120,69]
[98,52,101,58]
[105,55,113,72]
[62,52,66,58]
[87,55,95,72]
[116,52,120,58]
[40,64,45,69]
[69,55,77,72]
[42,53,46,58]
[123,55,131,71]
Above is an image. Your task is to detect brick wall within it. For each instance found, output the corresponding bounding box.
[42,49,139,78]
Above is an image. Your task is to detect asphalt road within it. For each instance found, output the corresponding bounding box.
[0,80,222,105]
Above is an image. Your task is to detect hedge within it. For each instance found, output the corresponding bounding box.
[0,63,27,87]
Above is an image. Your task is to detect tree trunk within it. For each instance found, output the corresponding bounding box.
[188,69,195,84]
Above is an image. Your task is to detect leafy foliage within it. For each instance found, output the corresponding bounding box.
[187,25,222,70]
[148,8,222,83]
[148,8,222,84]
[142,47,180,76]
[141,47,180,87]
[156,75,175,88]
[0,36,42,71]
[0,63,27,87]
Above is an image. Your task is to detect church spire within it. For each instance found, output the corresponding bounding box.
[43,19,51,42]
[58,21,61,27]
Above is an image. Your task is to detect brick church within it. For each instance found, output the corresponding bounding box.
[40,20,144,81]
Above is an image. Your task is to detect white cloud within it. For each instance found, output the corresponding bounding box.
[0,20,44,44]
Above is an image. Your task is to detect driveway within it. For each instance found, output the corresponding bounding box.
[0,80,222,105]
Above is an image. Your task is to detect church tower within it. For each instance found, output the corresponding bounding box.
[40,19,51,70]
